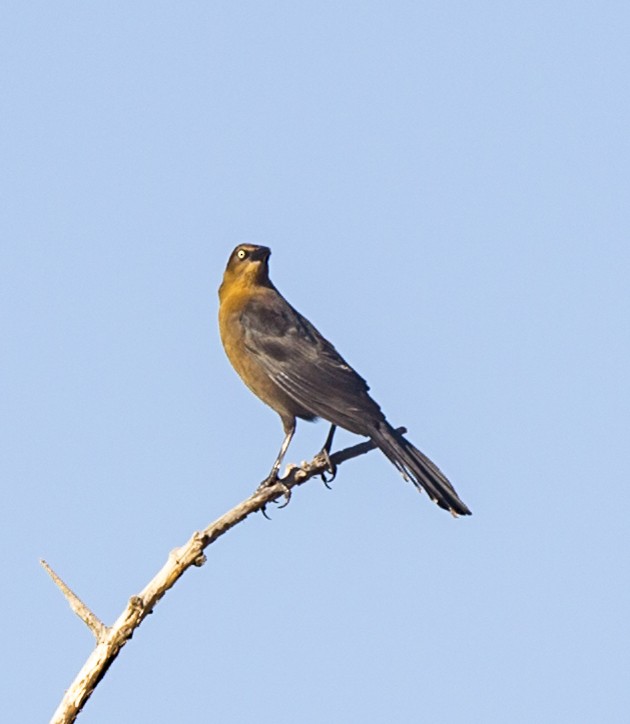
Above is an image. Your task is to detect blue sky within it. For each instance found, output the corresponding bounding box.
[3,3,629,722]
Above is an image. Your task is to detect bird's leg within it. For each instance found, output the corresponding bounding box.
[318,424,337,485]
[256,428,293,489]
[256,419,295,510]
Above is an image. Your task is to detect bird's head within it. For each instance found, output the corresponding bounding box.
[219,244,273,298]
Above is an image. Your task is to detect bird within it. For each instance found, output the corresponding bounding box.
[218,243,471,517]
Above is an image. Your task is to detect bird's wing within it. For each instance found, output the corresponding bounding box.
[240,291,383,432]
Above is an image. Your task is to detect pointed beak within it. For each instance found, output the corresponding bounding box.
[251,246,271,262]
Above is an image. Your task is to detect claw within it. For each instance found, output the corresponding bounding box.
[317,424,337,486]
[275,482,292,508]
[255,474,291,516]
[256,473,278,519]
[319,446,337,486]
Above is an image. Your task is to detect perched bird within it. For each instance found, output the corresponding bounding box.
[218,243,471,516]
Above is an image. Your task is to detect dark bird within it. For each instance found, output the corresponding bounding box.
[218,244,471,517]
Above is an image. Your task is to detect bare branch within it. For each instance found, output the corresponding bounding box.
[47,431,401,724]
[40,560,107,641]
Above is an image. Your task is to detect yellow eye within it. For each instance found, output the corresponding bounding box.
[237,248,247,260]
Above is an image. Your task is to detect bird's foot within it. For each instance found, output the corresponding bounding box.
[255,473,292,516]
[275,482,292,508]
[256,472,279,492]
[317,447,337,487]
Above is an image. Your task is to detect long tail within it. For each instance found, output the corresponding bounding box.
[371,422,471,516]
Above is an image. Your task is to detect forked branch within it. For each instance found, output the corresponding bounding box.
[45,431,403,724]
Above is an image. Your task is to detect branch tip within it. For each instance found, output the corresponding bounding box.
[41,559,107,641]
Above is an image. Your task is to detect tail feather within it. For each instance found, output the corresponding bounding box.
[372,423,471,517]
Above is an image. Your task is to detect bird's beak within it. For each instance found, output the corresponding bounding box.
[251,246,271,262]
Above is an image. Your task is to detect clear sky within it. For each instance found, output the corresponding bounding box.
[3,3,629,723]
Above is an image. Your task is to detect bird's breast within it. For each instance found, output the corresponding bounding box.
[219,294,312,421]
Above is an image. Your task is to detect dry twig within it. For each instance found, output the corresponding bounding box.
[45,431,401,724]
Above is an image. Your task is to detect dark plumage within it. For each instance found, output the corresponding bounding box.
[219,243,471,517]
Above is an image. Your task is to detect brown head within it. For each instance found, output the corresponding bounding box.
[219,244,273,301]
